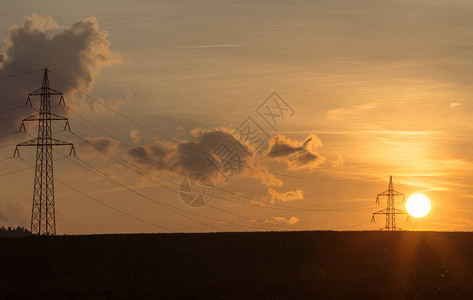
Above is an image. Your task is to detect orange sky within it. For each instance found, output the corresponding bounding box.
[1,1,473,234]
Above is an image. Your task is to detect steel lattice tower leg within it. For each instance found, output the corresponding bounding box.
[371,176,408,231]
[386,177,394,230]
[14,68,75,235]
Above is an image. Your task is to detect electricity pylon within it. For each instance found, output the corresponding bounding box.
[371,176,409,231]
[14,68,75,235]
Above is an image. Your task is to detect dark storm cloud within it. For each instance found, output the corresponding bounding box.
[265,134,325,170]
[127,141,176,169]
[127,128,282,186]
[0,13,119,139]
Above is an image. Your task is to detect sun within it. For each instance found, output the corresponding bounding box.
[406,194,431,218]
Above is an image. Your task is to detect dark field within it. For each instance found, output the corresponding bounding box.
[1,231,473,299]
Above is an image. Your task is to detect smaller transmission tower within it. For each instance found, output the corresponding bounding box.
[371,176,409,231]
[14,68,75,235]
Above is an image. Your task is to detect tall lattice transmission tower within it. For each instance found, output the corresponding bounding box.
[14,68,75,235]
[371,176,409,231]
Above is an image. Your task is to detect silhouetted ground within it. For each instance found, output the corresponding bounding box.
[0,231,472,299]
[0,226,31,237]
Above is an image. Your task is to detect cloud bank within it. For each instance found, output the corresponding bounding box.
[127,127,283,187]
[126,127,325,190]
[0,13,119,138]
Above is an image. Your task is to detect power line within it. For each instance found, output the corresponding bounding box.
[65,124,376,215]
[0,134,32,151]
[45,117,300,231]
[392,178,473,231]
[1,156,67,178]
[63,154,224,231]
[0,131,28,140]
[65,154,286,231]
[331,222,376,231]
[46,69,381,232]
[60,127,379,232]
[18,156,173,232]
[60,108,377,214]
[55,128,302,231]
[56,177,173,232]
[0,110,35,122]
[49,69,381,183]
[0,165,34,177]
[0,106,26,115]
[0,68,44,80]
[0,156,13,163]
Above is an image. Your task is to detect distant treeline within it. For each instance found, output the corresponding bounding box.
[0,226,31,237]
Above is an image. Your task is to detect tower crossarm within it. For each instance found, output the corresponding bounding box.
[372,209,389,215]
[28,87,63,96]
[377,190,404,197]
[373,209,407,215]
[14,138,76,158]
[16,138,73,147]
[21,113,69,122]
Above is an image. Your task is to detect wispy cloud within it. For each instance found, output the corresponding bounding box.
[174,44,248,49]
[265,216,300,226]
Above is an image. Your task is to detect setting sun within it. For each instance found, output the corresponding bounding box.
[406,194,431,218]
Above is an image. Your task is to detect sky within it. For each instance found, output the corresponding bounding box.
[0,0,473,234]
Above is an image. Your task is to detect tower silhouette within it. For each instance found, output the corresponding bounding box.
[14,68,75,235]
[371,176,409,231]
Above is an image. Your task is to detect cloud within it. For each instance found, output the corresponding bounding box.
[175,44,247,49]
[21,13,59,32]
[449,102,461,108]
[265,134,325,170]
[79,137,119,157]
[331,155,345,168]
[267,188,304,204]
[0,203,28,226]
[265,216,300,225]
[130,130,141,143]
[326,104,375,120]
[0,13,119,139]
[127,127,282,186]
[127,140,176,169]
